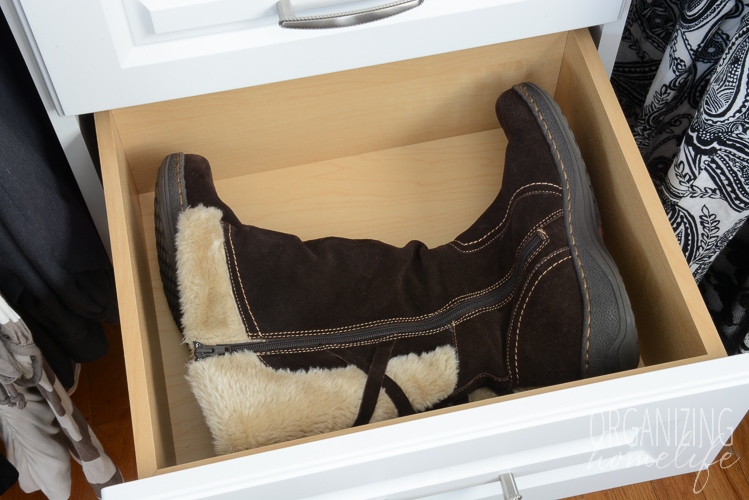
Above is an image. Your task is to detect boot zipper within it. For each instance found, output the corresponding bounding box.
[194,231,545,360]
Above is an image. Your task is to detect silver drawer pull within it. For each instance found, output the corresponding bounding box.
[277,0,423,29]
[415,472,523,499]
[499,473,522,500]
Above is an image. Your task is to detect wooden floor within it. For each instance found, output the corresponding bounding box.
[1,323,748,499]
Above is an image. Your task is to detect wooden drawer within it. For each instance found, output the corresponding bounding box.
[97,29,749,499]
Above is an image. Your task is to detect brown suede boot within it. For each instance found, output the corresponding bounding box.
[154,82,638,455]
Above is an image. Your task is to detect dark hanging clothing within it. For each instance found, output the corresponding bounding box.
[0,452,19,495]
[0,10,118,387]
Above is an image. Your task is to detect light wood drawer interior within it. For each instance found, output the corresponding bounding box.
[95,28,726,479]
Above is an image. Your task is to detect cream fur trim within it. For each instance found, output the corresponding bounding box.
[188,345,458,455]
[467,387,499,403]
[385,346,458,411]
[176,206,248,345]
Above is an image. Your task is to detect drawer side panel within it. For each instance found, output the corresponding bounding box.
[96,110,177,477]
[553,29,724,364]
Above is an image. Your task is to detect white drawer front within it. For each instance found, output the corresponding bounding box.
[101,354,749,500]
[15,0,625,115]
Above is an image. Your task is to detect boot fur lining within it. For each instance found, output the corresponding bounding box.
[176,206,249,345]
[176,205,458,454]
[188,345,457,455]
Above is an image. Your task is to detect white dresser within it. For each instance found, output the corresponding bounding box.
[3,1,748,499]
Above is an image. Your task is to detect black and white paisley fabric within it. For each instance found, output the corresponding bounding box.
[612,0,749,353]
[612,0,745,174]
[666,11,749,280]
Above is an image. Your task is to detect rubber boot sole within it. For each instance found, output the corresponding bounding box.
[154,152,187,333]
[514,82,639,377]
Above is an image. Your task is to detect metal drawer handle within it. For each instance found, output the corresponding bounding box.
[277,0,423,29]
[417,472,523,500]
[500,473,522,500]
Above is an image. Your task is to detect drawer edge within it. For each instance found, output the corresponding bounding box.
[96,110,177,477]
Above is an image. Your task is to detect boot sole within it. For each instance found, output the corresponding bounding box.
[514,83,639,378]
[154,152,186,332]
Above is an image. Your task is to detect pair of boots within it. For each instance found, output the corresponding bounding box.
[154,83,639,455]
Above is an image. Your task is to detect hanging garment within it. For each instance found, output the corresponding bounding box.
[0,295,123,499]
[0,9,118,388]
[612,0,749,281]
[699,221,749,354]
[611,0,749,352]
[0,378,72,499]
